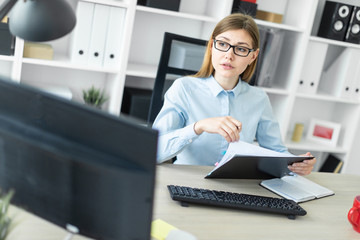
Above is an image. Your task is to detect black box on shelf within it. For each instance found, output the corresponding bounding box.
[345,6,360,44]
[317,1,354,41]
[137,0,181,12]
[319,154,343,173]
[231,0,258,18]
[0,22,15,56]
[121,87,152,121]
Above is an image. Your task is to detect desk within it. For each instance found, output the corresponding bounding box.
[153,164,360,240]
[5,165,360,240]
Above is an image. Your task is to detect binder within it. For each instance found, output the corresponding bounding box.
[205,140,314,179]
[341,49,360,99]
[88,4,111,67]
[249,27,268,86]
[256,29,284,88]
[70,1,95,65]
[319,48,360,99]
[298,41,328,94]
[352,60,360,100]
[205,155,313,179]
[103,6,126,69]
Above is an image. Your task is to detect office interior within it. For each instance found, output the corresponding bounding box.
[123,0,360,175]
[1,0,360,239]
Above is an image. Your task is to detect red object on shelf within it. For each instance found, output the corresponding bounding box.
[242,0,257,3]
[313,125,334,140]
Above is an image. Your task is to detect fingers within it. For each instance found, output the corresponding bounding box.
[217,123,238,142]
[288,162,313,176]
[221,117,242,142]
[223,120,241,142]
[288,155,316,176]
[194,116,242,142]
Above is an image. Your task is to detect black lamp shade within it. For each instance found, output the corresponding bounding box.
[9,0,76,42]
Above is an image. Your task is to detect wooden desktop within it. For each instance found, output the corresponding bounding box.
[153,164,360,240]
[5,164,360,240]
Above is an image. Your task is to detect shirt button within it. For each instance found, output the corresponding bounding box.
[189,139,193,143]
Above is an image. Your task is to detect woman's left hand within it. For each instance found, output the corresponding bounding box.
[288,152,316,176]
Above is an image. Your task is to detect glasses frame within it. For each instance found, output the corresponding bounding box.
[213,39,254,57]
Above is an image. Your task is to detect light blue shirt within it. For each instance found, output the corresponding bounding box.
[153,75,288,165]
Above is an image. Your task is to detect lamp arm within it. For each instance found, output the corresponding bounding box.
[0,0,18,22]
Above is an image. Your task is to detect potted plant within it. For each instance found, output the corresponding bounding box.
[82,86,108,109]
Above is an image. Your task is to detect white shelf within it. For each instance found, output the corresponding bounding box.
[126,62,157,78]
[262,87,290,96]
[0,55,15,62]
[255,19,305,32]
[82,0,130,8]
[22,57,119,74]
[136,6,219,23]
[296,92,360,105]
[285,137,348,154]
[309,36,360,49]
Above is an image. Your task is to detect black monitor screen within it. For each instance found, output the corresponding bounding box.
[0,78,158,240]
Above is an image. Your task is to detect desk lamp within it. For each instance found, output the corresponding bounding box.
[0,0,76,41]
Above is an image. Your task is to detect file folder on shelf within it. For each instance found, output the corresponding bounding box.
[354,73,360,100]
[88,4,110,67]
[256,29,284,88]
[351,60,360,100]
[319,48,360,100]
[103,6,126,69]
[298,41,328,95]
[70,1,95,65]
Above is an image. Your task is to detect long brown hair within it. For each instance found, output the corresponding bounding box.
[193,13,260,83]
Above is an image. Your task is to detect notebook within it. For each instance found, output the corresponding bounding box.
[260,174,334,203]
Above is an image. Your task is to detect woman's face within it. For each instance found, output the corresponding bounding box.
[211,29,258,89]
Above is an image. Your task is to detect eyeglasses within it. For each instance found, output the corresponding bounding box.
[213,39,254,57]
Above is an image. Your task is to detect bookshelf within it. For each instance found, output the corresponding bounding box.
[2,0,136,115]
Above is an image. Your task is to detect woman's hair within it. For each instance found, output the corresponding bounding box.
[193,13,260,82]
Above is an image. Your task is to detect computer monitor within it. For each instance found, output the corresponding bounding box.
[0,78,158,239]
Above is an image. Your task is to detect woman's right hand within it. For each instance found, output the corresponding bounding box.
[193,116,242,142]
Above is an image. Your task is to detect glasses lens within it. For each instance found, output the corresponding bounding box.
[234,47,250,56]
[215,40,229,51]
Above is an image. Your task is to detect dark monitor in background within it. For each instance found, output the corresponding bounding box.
[0,78,158,240]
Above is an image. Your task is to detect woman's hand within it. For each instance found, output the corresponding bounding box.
[288,152,316,176]
[194,116,242,142]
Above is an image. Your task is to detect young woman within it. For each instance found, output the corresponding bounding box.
[153,13,315,176]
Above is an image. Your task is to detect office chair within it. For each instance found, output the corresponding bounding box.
[147,32,207,124]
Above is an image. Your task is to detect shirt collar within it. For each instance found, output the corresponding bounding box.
[206,75,247,97]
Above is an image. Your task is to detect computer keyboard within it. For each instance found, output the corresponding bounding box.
[167,185,307,219]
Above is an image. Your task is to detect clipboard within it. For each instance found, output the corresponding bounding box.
[205,155,314,179]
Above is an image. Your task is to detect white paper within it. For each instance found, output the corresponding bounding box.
[214,141,294,171]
